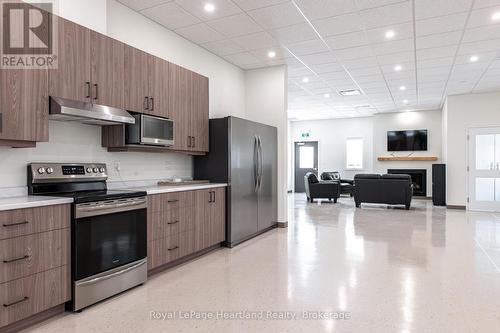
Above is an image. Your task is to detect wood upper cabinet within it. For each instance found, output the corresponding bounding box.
[149,55,170,118]
[48,16,91,102]
[169,64,192,151]
[191,72,209,152]
[124,46,149,113]
[0,68,48,143]
[90,32,124,109]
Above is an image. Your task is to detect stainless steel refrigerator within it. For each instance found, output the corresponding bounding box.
[194,116,278,247]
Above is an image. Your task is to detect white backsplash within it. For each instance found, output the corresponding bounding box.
[0,121,192,191]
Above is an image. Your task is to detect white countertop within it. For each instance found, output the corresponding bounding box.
[0,196,74,211]
[125,183,228,195]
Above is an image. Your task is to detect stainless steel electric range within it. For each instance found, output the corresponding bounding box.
[28,163,148,311]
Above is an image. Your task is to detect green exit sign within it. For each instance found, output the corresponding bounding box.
[301,131,311,138]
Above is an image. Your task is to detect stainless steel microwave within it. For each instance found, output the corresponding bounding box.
[125,114,174,146]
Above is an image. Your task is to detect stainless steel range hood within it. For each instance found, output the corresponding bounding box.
[49,97,135,126]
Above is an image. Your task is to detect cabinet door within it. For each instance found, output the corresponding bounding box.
[149,56,169,119]
[169,64,192,151]
[194,190,210,251]
[210,188,226,245]
[191,73,209,152]
[0,68,48,142]
[124,46,149,113]
[90,32,124,109]
[48,17,90,102]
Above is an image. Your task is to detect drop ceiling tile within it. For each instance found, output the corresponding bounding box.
[247,2,306,29]
[232,0,288,11]
[232,31,278,51]
[376,51,414,65]
[311,62,345,73]
[117,0,172,11]
[354,73,386,83]
[474,0,500,9]
[416,13,468,36]
[371,39,414,56]
[286,39,329,56]
[334,45,374,60]
[174,0,242,20]
[224,52,261,66]
[250,47,289,61]
[300,51,338,65]
[359,1,412,29]
[174,23,225,43]
[312,13,364,37]
[415,0,473,20]
[463,25,500,42]
[455,51,498,64]
[202,39,246,55]
[294,0,358,20]
[458,38,500,54]
[417,45,458,60]
[270,23,318,45]
[365,23,414,44]
[141,2,200,30]
[416,31,462,49]
[467,6,500,28]
[342,57,379,69]
[417,57,455,68]
[207,13,263,37]
[349,66,383,76]
[288,67,313,77]
[325,31,369,50]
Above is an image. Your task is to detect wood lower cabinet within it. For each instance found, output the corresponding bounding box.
[147,188,225,271]
[0,204,70,330]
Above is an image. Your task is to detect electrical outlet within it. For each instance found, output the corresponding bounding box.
[114,162,121,172]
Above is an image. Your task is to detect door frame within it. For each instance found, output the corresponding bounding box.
[293,140,319,193]
[466,125,500,211]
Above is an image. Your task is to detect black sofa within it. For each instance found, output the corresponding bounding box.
[304,172,340,203]
[321,171,353,196]
[353,174,413,210]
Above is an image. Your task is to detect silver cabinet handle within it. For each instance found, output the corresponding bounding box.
[144,96,149,110]
[150,97,154,111]
[3,254,30,264]
[2,221,29,227]
[168,246,179,251]
[0,113,2,133]
[85,82,91,98]
[93,84,98,100]
[167,220,179,225]
[3,296,29,308]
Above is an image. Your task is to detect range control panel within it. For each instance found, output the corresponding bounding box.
[29,163,107,183]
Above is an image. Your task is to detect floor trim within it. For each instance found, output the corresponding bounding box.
[447,205,466,210]
[277,221,288,228]
[0,305,64,333]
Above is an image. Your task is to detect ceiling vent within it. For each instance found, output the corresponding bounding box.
[339,89,362,96]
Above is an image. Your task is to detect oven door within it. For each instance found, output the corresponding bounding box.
[141,114,174,146]
[73,197,147,281]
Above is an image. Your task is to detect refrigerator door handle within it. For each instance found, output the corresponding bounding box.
[258,136,263,191]
[254,135,259,192]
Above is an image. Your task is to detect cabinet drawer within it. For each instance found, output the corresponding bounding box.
[147,191,194,213]
[0,204,70,240]
[0,266,70,328]
[0,229,69,284]
[148,207,194,242]
[148,231,195,270]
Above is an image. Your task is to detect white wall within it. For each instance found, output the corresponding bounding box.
[373,110,442,196]
[0,0,247,189]
[444,92,500,206]
[289,110,442,196]
[245,66,288,224]
[289,117,374,190]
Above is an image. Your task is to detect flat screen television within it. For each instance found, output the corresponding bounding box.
[387,130,428,151]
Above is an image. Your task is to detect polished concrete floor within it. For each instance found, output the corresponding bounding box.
[25,194,500,333]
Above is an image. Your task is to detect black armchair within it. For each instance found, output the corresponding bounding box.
[321,171,353,196]
[304,172,340,203]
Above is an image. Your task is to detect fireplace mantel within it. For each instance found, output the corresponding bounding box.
[378,156,438,161]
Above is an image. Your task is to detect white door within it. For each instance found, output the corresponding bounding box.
[468,127,500,211]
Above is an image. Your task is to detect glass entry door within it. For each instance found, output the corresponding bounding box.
[468,127,500,211]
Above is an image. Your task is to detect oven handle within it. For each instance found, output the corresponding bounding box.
[77,259,147,287]
[75,197,147,218]
[78,199,146,212]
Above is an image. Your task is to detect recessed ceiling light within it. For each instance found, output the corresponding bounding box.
[339,89,361,96]
[492,11,500,21]
[302,77,309,83]
[403,99,409,105]
[470,55,479,62]
[394,65,402,72]
[385,30,395,39]
[399,85,406,91]
[204,3,215,12]
[324,93,331,98]
[267,51,276,58]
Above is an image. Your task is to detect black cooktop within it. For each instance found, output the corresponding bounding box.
[56,189,147,204]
